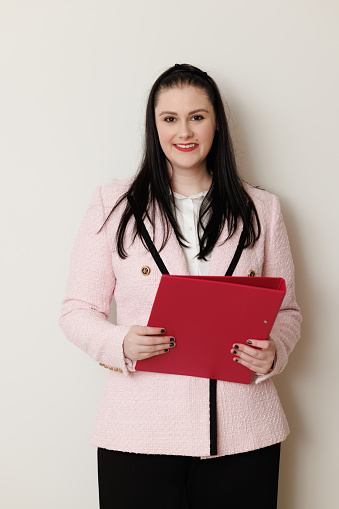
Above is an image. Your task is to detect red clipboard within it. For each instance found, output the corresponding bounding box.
[135,276,286,384]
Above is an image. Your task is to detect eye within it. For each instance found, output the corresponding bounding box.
[191,115,204,121]
[164,116,176,122]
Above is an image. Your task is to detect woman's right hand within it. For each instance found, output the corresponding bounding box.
[123,326,176,362]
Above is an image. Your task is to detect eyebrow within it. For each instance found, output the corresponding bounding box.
[158,108,210,116]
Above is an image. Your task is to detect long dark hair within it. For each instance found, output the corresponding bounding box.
[101,63,261,259]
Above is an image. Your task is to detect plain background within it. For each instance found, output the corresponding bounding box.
[1,1,338,508]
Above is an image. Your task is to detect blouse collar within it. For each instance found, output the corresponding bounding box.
[173,189,209,200]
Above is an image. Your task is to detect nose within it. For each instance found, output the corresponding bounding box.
[178,120,194,139]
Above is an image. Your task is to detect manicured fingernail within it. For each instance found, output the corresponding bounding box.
[232,350,238,355]
[164,349,169,352]
[170,337,175,341]
[247,340,252,345]
[170,342,175,347]
[234,358,239,362]
[161,329,166,333]
[233,344,239,349]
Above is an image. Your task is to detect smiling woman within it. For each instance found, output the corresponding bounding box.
[59,64,301,509]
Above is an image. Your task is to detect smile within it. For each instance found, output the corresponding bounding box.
[174,144,198,152]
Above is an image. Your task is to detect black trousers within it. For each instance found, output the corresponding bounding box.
[98,442,281,509]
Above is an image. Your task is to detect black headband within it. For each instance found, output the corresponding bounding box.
[166,64,211,83]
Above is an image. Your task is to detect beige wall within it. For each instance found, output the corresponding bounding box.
[1,1,338,507]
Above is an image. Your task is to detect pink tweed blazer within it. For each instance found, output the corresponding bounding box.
[59,178,301,458]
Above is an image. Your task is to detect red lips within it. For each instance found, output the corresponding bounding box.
[174,144,198,152]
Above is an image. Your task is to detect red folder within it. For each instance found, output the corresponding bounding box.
[135,276,286,384]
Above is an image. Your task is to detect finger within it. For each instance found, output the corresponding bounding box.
[231,347,274,372]
[231,348,267,366]
[138,335,176,347]
[231,344,268,360]
[139,347,173,360]
[245,339,271,349]
[136,326,167,336]
[233,355,269,374]
[138,340,176,354]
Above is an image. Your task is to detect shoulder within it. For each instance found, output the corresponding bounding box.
[84,177,134,234]
[89,177,135,210]
[242,181,281,219]
[242,182,289,246]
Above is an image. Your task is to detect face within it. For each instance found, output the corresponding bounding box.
[154,86,216,175]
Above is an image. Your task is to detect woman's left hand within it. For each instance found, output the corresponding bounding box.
[230,337,276,375]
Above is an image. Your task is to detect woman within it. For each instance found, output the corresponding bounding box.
[60,64,301,508]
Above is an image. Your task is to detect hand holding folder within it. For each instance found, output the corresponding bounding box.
[135,276,286,384]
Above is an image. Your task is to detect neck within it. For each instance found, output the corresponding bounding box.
[168,165,212,197]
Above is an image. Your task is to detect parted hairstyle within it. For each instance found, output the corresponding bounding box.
[99,63,261,260]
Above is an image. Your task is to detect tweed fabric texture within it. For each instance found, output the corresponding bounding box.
[59,178,301,458]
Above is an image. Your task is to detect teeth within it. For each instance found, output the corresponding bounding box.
[176,144,197,148]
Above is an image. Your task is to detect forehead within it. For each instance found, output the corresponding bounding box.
[155,85,212,111]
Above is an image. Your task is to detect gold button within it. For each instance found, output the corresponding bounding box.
[141,266,151,276]
[248,269,255,277]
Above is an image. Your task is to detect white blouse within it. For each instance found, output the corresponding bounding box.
[173,190,210,276]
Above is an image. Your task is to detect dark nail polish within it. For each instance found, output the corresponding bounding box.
[235,358,239,362]
[232,350,237,355]
[247,340,252,345]
[234,344,239,349]
[170,337,175,341]
[161,329,166,333]
[164,349,169,352]
[170,343,175,347]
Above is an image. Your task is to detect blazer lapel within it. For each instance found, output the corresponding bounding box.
[162,229,190,276]
[208,223,243,277]
[146,209,190,276]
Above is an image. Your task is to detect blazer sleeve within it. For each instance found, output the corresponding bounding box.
[252,194,302,384]
[59,187,132,376]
